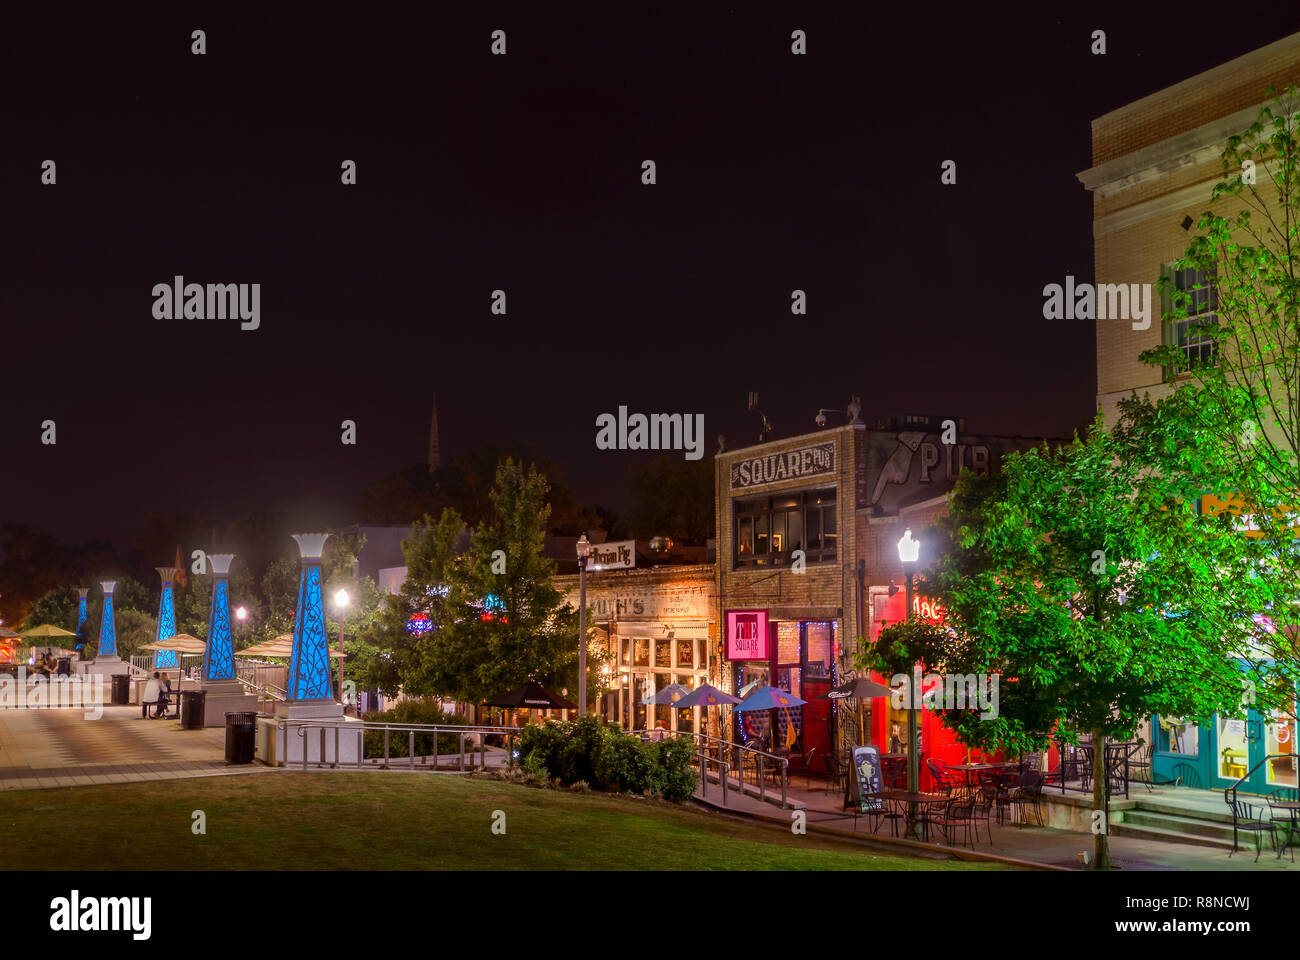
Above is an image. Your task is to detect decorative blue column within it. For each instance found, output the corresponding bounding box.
[202,554,236,682]
[98,581,119,658]
[75,588,89,652]
[153,567,181,669]
[287,534,333,701]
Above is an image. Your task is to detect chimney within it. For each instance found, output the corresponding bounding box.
[428,394,441,474]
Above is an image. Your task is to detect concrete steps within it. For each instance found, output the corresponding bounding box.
[1112,810,1238,851]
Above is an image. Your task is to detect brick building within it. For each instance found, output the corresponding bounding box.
[1081,32,1300,425]
[713,414,1047,764]
[1078,33,1300,792]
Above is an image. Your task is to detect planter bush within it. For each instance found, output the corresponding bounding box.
[517,716,696,802]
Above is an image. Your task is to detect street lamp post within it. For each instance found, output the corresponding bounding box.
[576,533,591,716]
[897,528,921,834]
[334,589,350,711]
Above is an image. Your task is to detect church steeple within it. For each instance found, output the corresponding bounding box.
[428,394,440,474]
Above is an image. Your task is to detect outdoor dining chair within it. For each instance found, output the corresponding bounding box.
[933,794,977,848]
[1009,771,1046,827]
[971,784,996,844]
[1228,798,1277,862]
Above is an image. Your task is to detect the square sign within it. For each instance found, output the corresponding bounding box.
[726,609,769,661]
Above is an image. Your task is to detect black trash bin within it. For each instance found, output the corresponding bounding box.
[225,711,258,764]
[57,657,71,677]
[180,690,207,729]
[111,674,131,705]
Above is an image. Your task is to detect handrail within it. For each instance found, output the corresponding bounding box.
[679,730,790,809]
[1224,751,1298,856]
[280,719,518,773]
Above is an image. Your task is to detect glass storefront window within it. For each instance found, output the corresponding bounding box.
[633,675,647,732]
[655,639,671,669]
[676,639,693,667]
[805,622,832,680]
[1218,717,1249,780]
[1267,705,1297,788]
[634,639,650,667]
[1156,717,1200,756]
[776,621,799,663]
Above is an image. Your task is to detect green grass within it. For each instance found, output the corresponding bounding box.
[0,772,1015,870]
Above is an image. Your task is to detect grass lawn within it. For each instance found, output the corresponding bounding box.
[0,772,1015,870]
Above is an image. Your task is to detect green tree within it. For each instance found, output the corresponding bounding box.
[376,460,608,707]
[866,416,1262,869]
[621,456,715,543]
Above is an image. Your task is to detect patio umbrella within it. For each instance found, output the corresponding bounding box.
[737,685,808,753]
[140,635,206,655]
[669,682,741,750]
[735,686,807,711]
[20,624,76,640]
[0,627,20,639]
[818,677,895,750]
[671,682,740,709]
[483,680,577,711]
[640,683,692,705]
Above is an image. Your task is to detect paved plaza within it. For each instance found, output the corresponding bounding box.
[0,705,275,791]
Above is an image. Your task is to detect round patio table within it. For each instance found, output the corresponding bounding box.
[880,789,949,841]
[1270,800,1300,860]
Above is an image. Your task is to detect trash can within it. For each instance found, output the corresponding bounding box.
[57,658,71,677]
[111,675,131,705]
[181,690,207,730]
[225,711,258,764]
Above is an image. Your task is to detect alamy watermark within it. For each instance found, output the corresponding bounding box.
[890,668,999,720]
[152,275,260,330]
[596,406,704,461]
[0,669,104,720]
[1042,275,1152,330]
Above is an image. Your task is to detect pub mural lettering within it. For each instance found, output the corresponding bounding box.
[869,431,1022,510]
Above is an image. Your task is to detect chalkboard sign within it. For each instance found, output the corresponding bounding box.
[852,745,883,812]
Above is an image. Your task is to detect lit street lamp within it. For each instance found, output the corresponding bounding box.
[235,606,247,622]
[897,527,921,835]
[334,589,350,711]
[576,533,591,716]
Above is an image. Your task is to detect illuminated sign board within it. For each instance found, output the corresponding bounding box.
[726,609,769,661]
[586,540,636,571]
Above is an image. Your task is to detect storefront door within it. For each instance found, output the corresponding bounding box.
[1214,706,1298,793]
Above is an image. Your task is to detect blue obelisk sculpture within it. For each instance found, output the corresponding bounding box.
[202,554,236,682]
[153,567,181,669]
[75,588,89,652]
[287,534,334,702]
[98,581,119,657]
[88,580,130,678]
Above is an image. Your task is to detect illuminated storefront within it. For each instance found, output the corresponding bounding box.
[557,562,715,735]
[716,413,1045,774]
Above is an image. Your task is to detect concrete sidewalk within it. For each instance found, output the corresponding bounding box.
[695,771,1300,871]
[0,704,276,791]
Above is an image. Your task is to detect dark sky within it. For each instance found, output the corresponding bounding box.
[3,3,1298,546]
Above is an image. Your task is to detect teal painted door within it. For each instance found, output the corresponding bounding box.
[1212,707,1298,794]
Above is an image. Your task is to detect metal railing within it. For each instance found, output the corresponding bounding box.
[277,719,520,773]
[680,731,790,809]
[1225,752,1299,855]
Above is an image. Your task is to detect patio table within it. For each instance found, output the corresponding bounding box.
[1270,800,1300,860]
[879,789,949,841]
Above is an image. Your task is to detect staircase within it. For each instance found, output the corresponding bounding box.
[1109,790,1262,853]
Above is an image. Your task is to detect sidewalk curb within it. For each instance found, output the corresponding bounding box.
[692,793,1073,870]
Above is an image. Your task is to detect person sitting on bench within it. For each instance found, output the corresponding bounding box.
[143,673,162,719]
[156,674,172,718]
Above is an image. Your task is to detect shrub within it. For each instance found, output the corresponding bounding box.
[514,716,696,802]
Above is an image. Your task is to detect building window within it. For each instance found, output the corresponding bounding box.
[734,487,837,568]
[1165,265,1218,377]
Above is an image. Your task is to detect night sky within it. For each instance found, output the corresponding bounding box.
[3,4,1297,545]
